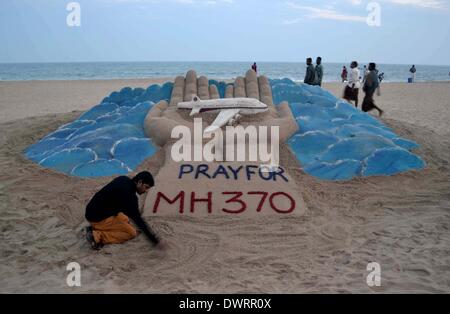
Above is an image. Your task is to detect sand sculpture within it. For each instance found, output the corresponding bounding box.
[24,69,425,197]
[143,70,306,216]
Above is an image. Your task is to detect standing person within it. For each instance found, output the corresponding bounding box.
[341,66,348,82]
[343,61,361,107]
[85,171,165,250]
[304,58,315,85]
[409,65,416,83]
[251,62,257,74]
[362,62,384,116]
[362,65,369,83]
[313,57,324,86]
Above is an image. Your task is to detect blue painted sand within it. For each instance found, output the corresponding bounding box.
[25,83,172,177]
[25,78,424,180]
[270,79,425,180]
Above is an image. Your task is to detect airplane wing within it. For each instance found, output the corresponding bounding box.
[204,109,241,133]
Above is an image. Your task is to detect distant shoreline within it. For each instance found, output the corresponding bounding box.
[0,77,175,84]
[1,78,450,83]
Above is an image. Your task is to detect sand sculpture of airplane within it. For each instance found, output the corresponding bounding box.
[177,95,269,133]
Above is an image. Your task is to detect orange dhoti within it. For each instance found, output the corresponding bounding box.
[90,213,137,244]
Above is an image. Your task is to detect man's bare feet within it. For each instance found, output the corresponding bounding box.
[86,226,103,250]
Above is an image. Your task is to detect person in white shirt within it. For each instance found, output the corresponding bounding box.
[343,61,361,108]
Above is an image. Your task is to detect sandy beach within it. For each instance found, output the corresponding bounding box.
[0,78,449,293]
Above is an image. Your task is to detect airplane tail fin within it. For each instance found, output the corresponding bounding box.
[191,95,201,102]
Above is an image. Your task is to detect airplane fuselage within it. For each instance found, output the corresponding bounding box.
[177,97,268,116]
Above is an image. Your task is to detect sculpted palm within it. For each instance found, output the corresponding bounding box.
[144,69,298,150]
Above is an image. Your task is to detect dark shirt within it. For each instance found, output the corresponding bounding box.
[304,64,315,85]
[314,64,323,86]
[85,176,159,245]
[363,70,380,96]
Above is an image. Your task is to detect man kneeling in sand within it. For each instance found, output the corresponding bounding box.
[85,171,164,250]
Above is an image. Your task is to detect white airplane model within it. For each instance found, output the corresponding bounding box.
[177,95,269,133]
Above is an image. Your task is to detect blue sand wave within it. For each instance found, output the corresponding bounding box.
[25,83,174,177]
[270,79,426,180]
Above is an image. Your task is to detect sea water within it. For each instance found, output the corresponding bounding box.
[1,62,450,83]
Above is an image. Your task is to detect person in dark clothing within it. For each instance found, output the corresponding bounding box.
[304,58,315,85]
[362,63,384,116]
[85,171,164,250]
[251,62,257,73]
[313,57,323,86]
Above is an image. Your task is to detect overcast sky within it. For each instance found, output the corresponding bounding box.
[1,0,449,65]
